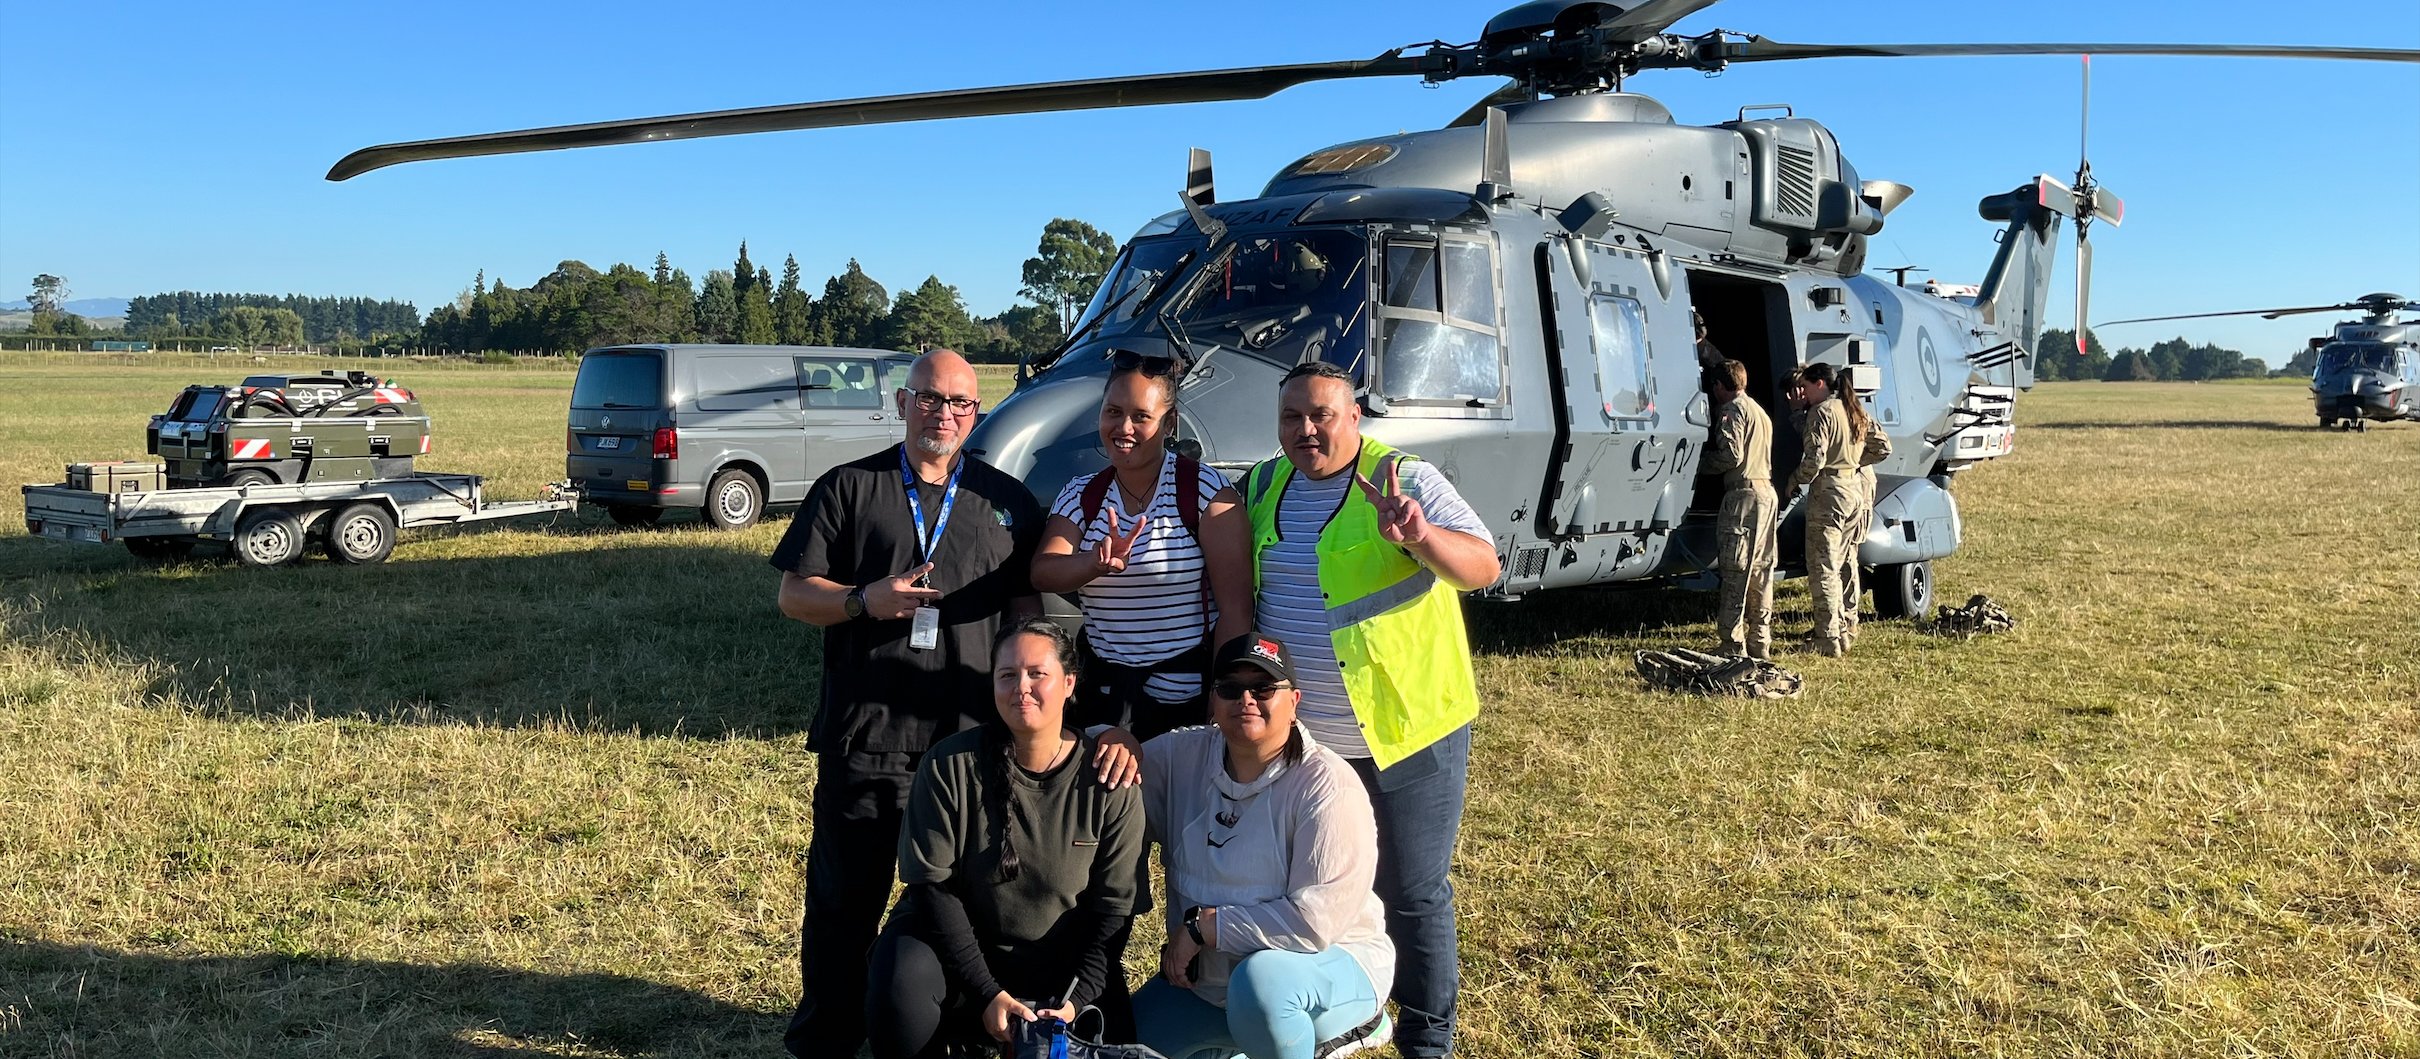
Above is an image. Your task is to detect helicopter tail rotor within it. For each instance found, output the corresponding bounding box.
[2065,55,2124,357]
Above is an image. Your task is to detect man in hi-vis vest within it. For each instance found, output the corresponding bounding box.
[1239,360,1500,1059]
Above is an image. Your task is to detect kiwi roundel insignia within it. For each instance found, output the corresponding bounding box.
[1918,330,1942,397]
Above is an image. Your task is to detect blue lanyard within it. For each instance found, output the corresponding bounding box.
[899,447,963,567]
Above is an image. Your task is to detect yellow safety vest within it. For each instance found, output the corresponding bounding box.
[1244,436,1481,769]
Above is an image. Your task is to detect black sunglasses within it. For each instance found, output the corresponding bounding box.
[1213,680,1292,702]
[1110,350,1179,377]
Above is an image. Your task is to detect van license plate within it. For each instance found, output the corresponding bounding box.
[595,436,621,450]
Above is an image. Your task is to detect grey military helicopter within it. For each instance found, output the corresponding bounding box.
[330,1,2419,618]
[2098,293,2420,430]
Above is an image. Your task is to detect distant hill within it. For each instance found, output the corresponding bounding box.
[0,297,129,317]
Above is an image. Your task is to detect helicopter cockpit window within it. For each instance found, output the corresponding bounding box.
[1376,234,1504,406]
[1589,294,1653,419]
[1069,237,1195,338]
[2357,346,2395,372]
[1167,230,1368,367]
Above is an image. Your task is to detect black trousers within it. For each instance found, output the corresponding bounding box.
[866,929,1073,1059]
[784,749,922,1059]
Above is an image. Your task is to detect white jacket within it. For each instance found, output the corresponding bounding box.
[1140,725,1394,1007]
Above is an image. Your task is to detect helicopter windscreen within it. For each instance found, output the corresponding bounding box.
[1167,231,1368,367]
[1069,237,1196,338]
[2318,344,2393,374]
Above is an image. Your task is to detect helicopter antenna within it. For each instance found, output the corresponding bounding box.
[1881,265,1929,287]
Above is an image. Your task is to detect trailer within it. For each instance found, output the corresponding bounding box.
[22,470,579,568]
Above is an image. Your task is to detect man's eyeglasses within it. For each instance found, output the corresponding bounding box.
[906,389,979,416]
[1111,350,1179,377]
[1213,680,1293,702]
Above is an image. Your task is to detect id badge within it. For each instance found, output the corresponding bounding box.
[908,605,941,651]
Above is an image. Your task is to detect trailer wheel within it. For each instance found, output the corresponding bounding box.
[223,468,278,489]
[1872,560,1934,621]
[606,505,664,528]
[323,503,397,565]
[125,536,197,564]
[702,469,763,531]
[232,509,305,568]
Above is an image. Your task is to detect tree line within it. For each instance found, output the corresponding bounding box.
[418,219,1115,361]
[11,217,1120,361]
[123,292,422,345]
[2036,329,2281,382]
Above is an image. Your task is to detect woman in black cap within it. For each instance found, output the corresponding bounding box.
[1128,632,1397,1059]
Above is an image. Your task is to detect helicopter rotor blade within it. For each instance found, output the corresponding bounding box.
[329,54,1437,180]
[1447,80,1531,128]
[2094,305,2356,327]
[1599,0,1724,38]
[1697,38,2420,66]
[2073,234,2092,357]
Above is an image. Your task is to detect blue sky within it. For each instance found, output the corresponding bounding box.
[4,0,2413,362]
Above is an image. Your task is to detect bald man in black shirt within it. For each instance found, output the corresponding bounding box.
[771,348,1043,1058]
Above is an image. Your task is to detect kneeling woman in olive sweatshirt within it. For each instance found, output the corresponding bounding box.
[866,618,1145,1058]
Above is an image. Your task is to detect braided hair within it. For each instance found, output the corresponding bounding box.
[983,617,1080,883]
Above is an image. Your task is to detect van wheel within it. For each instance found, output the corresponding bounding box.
[323,502,397,565]
[703,469,762,531]
[232,509,305,568]
[223,468,278,489]
[125,536,197,564]
[607,505,664,528]
[1872,560,1934,621]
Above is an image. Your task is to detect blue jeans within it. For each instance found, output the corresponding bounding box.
[1346,724,1468,1058]
[1133,948,1382,1059]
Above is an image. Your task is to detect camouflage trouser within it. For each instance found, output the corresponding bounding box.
[1714,481,1778,659]
[1803,476,1859,649]
[1839,471,1876,638]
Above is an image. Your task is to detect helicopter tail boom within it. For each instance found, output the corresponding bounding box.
[1973,176,2069,387]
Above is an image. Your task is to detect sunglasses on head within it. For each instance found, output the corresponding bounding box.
[1110,350,1179,377]
[1214,679,1292,702]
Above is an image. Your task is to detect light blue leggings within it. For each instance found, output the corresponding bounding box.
[1132,948,1381,1059]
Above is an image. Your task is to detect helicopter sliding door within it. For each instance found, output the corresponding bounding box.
[1534,237,1698,584]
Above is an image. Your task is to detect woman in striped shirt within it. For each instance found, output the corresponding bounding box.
[1032,352,1253,742]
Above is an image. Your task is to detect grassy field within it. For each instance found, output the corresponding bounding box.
[2,354,2414,1058]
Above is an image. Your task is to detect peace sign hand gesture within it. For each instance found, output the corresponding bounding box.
[1355,460,1430,546]
[1091,508,1147,576]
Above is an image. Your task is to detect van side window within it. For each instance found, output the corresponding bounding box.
[799,356,882,410]
[696,355,800,412]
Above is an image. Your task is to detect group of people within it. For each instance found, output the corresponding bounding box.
[1701,356,1890,661]
[771,348,1498,1059]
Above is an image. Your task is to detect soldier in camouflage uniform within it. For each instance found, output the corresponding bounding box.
[1784,363,1864,658]
[1699,359,1776,659]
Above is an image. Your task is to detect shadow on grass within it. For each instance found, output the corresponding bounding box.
[0,533,824,739]
[1,939,779,1057]
[1465,583,1719,654]
[2024,418,2322,432]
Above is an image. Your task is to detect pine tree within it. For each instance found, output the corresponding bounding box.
[813,259,889,347]
[775,254,814,345]
[696,270,739,343]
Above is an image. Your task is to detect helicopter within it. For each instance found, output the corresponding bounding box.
[2098,292,2420,431]
[328,0,2420,619]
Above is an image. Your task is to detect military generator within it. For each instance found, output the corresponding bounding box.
[147,370,432,487]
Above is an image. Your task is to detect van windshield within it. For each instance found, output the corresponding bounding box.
[573,352,665,409]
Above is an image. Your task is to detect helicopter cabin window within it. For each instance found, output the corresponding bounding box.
[1589,293,1653,419]
[1376,234,1503,406]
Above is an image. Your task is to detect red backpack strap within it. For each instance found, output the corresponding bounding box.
[1174,455,1203,542]
[1078,467,1115,531]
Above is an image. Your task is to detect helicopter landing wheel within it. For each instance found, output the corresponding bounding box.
[1872,560,1934,621]
[2353,419,2368,432]
[2318,417,2334,429]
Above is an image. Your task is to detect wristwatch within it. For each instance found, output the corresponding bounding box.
[1183,905,1207,947]
[843,585,868,620]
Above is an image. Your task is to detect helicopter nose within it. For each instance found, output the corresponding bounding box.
[965,373,1115,501]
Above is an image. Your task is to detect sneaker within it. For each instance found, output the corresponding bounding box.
[1318,1011,1392,1059]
